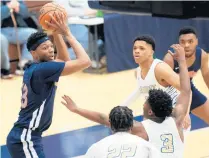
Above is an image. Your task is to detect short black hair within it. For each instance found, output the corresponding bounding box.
[147,89,173,118]
[179,26,197,37]
[134,35,155,51]
[109,106,133,132]
[27,31,48,51]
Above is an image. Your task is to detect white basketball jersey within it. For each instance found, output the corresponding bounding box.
[136,59,163,99]
[85,132,161,158]
[137,59,179,106]
[141,117,184,158]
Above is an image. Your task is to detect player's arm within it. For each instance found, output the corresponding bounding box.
[163,52,175,69]
[62,95,110,126]
[201,50,209,89]
[155,62,181,91]
[53,33,71,61]
[61,95,142,132]
[171,45,191,126]
[46,12,91,75]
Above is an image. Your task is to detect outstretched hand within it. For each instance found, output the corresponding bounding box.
[61,95,78,112]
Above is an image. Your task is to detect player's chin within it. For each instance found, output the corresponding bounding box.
[48,56,55,61]
[185,52,194,58]
[134,58,141,64]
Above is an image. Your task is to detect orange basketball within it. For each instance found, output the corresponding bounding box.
[39,2,67,32]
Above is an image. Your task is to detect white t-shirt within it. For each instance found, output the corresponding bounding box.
[85,132,161,158]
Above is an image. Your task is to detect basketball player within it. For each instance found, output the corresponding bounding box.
[85,106,161,158]
[61,44,190,158]
[120,35,191,129]
[6,12,91,158]
[164,26,209,125]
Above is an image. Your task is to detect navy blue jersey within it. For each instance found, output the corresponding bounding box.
[169,46,202,79]
[14,61,65,133]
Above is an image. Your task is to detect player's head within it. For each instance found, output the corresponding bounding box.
[27,31,55,62]
[133,35,155,64]
[179,26,198,58]
[109,106,133,133]
[143,89,173,121]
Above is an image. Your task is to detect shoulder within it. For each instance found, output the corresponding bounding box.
[155,62,173,74]
[132,121,148,140]
[201,49,208,58]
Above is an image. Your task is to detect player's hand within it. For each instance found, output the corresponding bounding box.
[182,114,191,130]
[61,95,78,112]
[168,44,186,62]
[45,12,70,36]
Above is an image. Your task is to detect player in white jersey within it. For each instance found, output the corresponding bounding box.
[61,44,191,158]
[120,35,190,130]
[84,106,161,158]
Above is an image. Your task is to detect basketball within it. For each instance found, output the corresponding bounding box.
[39,2,67,32]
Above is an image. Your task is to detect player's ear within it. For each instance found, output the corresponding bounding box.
[148,109,153,116]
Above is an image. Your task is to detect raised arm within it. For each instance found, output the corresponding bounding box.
[53,33,71,61]
[171,45,191,126]
[46,12,91,76]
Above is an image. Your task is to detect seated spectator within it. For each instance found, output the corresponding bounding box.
[1,33,13,79]
[1,0,37,76]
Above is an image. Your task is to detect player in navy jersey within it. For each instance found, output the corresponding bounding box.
[164,26,209,125]
[6,12,91,158]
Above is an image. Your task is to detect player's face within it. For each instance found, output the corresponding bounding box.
[179,33,198,58]
[33,40,55,62]
[143,101,153,119]
[133,41,153,64]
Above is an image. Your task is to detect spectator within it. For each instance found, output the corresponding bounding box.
[1,0,37,75]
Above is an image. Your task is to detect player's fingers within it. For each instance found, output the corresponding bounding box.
[61,101,67,106]
[56,12,62,24]
[45,21,57,28]
[61,13,64,22]
[54,12,61,24]
[65,95,72,101]
[58,12,64,24]
[49,13,59,26]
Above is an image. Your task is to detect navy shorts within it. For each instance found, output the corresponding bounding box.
[190,82,207,111]
[7,127,45,158]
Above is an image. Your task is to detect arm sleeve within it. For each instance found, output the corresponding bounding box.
[33,62,65,83]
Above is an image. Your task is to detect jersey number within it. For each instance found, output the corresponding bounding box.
[107,144,137,158]
[21,84,28,108]
[161,134,174,153]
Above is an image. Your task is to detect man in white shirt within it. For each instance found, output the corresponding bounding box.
[84,106,161,158]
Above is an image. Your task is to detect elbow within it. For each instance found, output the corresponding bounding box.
[81,58,92,69]
[85,58,92,68]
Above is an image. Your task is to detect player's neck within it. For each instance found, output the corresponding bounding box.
[186,53,196,64]
[139,58,154,72]
[149,117,165,123]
